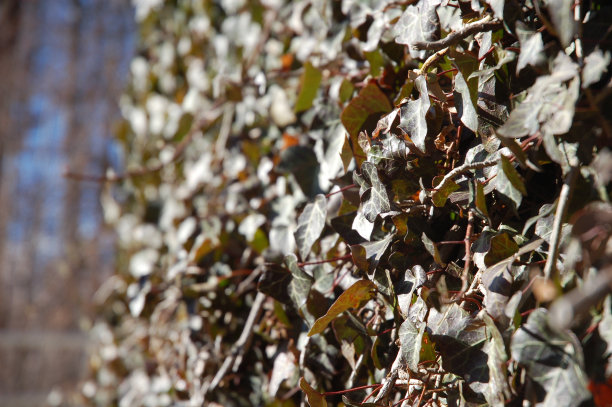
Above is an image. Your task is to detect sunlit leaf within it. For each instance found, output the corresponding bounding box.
[360,162,391,222]
[432,176,460,207]
[422,232,445,266]
[398,75,430,153]
[495,155,526,209]
[582,49,611,88]
[399,318,425,372]
[545,0,575,47]
[285,254,314,312]
[516,22,545,73]
[350,232,394,272]
[300,377,327,407]
[295,61,322,113]
[308,280,377,336]
[295,194,327,259]
[394,0,440,59]
[427,304,490,395]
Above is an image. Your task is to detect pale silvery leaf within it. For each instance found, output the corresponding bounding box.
[295,194,327,259]
[398,75,430,153]
[394,0,440,59]
[582,48,611,88]
[516,22,545,73]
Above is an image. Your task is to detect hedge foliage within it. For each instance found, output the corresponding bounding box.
[84,0,612,406]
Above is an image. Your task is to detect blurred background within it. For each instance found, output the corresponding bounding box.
[0,0,135,405]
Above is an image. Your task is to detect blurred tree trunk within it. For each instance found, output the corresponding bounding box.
[0,0,134,405]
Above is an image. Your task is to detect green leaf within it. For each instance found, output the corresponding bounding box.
[175,112,194,141]
[295,194,327,259]
[399,318,426,372]
[484,232,519,267]
[474,181,489,218]
[339,79,355,103]
[332,314,367,368]
[398,75,430,153]
[511,309,590,406]
[360,162,391,222]
[495,155,526,209]
[300,377,327,407]
[340,82,392,140]
[295,61,322,113]
[422,232,445,266]
[308,280,377,336]
[432,176,460,207]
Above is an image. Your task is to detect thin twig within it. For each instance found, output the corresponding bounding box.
[208,291,266,391]
[372,368,400,403]
[432,156,499,194]
[543,168,577,279]
[460,210,475,295]
[412,15,502,51]
[418,47,449,74]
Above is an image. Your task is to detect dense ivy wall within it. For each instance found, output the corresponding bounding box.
[85,1,612,406]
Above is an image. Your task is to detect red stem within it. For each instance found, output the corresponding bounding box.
[323,383,381,396]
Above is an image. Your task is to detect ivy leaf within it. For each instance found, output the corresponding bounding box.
[340,81,392,143]
[399,318,426,372]
[427,304,490,395]
[393,0,440,59]
[545,0,575,47]
[350,232,394,272]
[484,232,519,267]
[422,232,445,266]
[511,309,590,406]
[495,155,526,209]
[398,75,430,153]
[479,312,511,405]
[278,146,321,198]
[332,314,367,368]
[582,48,611,88]
[474,181,489,219]
[285,254,314,313]
[295,61,322,113]
[300,377,327,407]
[258,264,292,305]
[432,176,460,207]
[516,22,545,73]
[453,66,479,132]
[308,280,377,336]
[295,194,327,259]
[360,162,391,222]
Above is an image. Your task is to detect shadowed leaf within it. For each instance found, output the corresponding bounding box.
[511,309,590,406]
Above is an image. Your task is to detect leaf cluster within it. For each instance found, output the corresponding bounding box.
[85,1,612,407]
